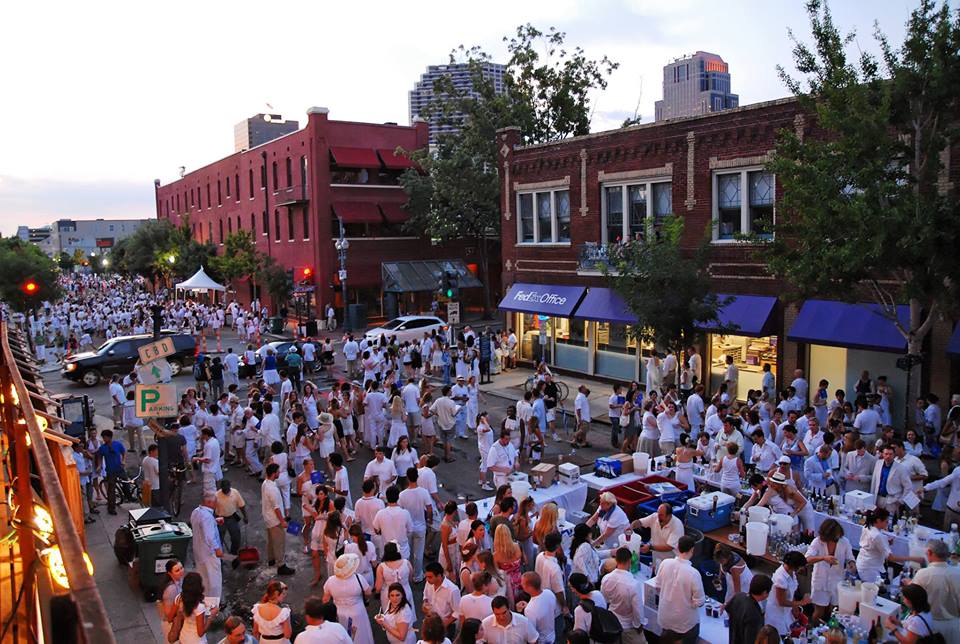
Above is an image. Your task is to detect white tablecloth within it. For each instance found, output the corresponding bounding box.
[809,509,945,559]
[581,470,645,491]
[458,481,589,518]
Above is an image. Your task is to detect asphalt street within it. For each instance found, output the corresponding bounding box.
[46,328,613,643]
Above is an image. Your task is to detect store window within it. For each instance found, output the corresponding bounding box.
[517,313,550,364]
[602,179,673,243]
[554,318,588,372]
[516,188,571,244]
[710,334,778,400]
[713,168,775,241]
[596,322,638,380]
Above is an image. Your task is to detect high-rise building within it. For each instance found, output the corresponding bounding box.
[654,52,738,121]
[409,62,507,144]
[234,113,300,152]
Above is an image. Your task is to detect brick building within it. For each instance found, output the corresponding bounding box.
[496,97,960,419]
[156,107,486,323]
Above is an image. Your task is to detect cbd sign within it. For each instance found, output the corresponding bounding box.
[135,384,177,418]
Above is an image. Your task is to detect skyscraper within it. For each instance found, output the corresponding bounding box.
[409,62,506,144]
[654,52,738,121]
[234,113,300,152]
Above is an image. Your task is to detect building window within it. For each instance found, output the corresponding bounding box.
[302,211,309,240]
[236,215,241,232]
[300,156,308,187]
[235,173,240,201]
[712,169,774,241]
[287,210,294,241]
[249,169,255,198]
[218,219,224,243]
[274,210,280,241]
[176,194,180,212]
[226,177,231,198]
[285,157,293,186]
[217,180,222,206]
[519,193,534,242]
[262,211,269,236]
[251,213,256,236]
[260,164,267,190]
[602,179,672,243]
[272,162,278,191]
[208,221,213,241]
[516,188,571,244]
[227,217,232,236]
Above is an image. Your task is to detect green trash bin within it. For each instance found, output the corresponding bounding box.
[132,520,193,600]
[270,316,285,334]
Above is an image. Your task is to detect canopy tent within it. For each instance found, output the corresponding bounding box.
[175,266,226,292]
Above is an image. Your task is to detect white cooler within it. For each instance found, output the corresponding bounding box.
[558,462,580,484]
[844,490,876,511]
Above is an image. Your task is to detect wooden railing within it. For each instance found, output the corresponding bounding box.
[0,316,114,644]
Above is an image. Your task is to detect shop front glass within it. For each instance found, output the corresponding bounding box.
[517,313,550,364]
[710,334,778,400]
[554,317,588,372]
[595,322,637,380]
[807,345,907,427]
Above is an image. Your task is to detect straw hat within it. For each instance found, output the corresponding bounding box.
[767,471,789,485]
[319,412,334,426]
[333,553,360,579]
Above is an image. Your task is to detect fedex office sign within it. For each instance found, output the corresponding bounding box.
[513,290,568,306]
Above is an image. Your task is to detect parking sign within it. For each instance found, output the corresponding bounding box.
[135,384,177,418]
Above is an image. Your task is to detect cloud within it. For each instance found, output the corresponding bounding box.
[0,175,155,236]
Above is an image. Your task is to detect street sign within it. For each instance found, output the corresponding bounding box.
[447,301,460,325]
[135,384,177,418]
[136,358,172,385]
[138,337,175,364]
[338,269,347,281]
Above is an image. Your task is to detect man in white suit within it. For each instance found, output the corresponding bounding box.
[869,444,915,514]
[841,439,876,493]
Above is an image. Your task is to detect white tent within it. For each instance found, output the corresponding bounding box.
[175,266,225,292]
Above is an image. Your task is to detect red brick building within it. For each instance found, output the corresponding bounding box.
[156,107,484,323]
[496,97,960,417]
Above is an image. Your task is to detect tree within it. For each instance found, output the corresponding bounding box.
[56,251,75,272]
[606,217,728,356]
[766,0,960,393]
[119,219,179,285]
[401,25,618,317]
[210,230,260,285]
[0,238,63,312]
[257,256,292,309]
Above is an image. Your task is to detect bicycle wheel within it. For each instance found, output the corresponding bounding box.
[557,381,570,402]
[171,481,183,517]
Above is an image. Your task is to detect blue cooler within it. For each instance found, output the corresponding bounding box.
[685,491,735,532]
[594,457,622,479]
[637,498,688,522]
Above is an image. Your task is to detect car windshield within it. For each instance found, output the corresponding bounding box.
[95,341,112,354]
[380,319,405,330]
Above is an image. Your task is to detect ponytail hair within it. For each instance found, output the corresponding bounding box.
[865,508,890,527]
[348,524,367,555]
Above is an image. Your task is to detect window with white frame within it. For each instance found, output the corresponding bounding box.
[713,169,774,240]
[516,188,571,244]
[601,179,672,243]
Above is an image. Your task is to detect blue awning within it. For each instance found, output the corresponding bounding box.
[948,323,960,358]
[787,300,908,352]
[498,283,586,318]
[574,288,637,324]
[696,294,778,337]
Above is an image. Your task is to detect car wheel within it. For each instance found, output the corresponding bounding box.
[81,369,101,387]
[168,359,183,376]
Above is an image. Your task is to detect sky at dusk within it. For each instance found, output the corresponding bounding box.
[0,0,923,236]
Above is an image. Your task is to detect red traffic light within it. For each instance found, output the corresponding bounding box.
[303,267,313,279]
[296,266,314,282]
[21,280,38,295]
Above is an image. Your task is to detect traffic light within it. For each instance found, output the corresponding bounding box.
[21,280,39,296]
[295,266,314,284]
[438,272,450,301]
[447,270,459,299]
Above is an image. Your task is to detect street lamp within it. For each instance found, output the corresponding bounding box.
[334,228,350,331]
[101,258,110,268]
[167,254,177,264]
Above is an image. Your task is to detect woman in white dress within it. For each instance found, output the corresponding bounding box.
[173,572,217,644]
[316,412,337,476]
[323,553,374,644]
[391,436,418,484]
[713,545,754,604]
[714,443,745,497]
[374,583,417,644]
[375,542,417,622]
[476,411,494,490]
[387,395,408,449]
[303,383,320,430]
[345,524,378,587]
[251,580,292,644]
[323,511,347,579]
[638,400,660,457]
[466,376,479,433]
[856,508,923,583]
[297,461,318,554]
[673,433,704,492]
[804,519,853,625]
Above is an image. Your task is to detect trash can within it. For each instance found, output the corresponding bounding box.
[270,316,285,334]
[304,318,318,337]
[347,303,367,331]
[131,517,192,600]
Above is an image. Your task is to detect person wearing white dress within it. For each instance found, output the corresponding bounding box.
[323,553,374,644]
[715,443,745,497]
[856,508,923,583]
[345,524,378,587]
[804,519,854,624]
[375,582,418,644]
[376,542,418,623]
[174,572,218,644]
[252,581,292,644]
[476,412,495,490]
[387,396,409,449]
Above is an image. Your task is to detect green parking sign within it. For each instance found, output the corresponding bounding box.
[135,384,177,418]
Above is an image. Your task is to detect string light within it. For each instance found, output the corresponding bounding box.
[9,384,18,406]
[33,505,54,544]
[40,546,94,589]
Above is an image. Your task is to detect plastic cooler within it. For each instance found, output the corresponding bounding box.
[605,482,654,520]
[638,475,689,502]
[636,498,688,522]
[685,491,735,532]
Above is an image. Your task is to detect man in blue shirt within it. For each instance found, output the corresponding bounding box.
[530,388,547,462]
[95,429,126,514]
[190,492,224,602]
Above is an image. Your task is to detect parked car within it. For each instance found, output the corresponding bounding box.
[254,340,319,364]
[61,332,197,387]
[364,315,447,345]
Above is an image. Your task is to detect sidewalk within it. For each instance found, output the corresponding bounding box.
[478,368,616,427]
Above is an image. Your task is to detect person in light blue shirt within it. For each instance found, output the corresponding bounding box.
[761,364,776,402]
[190,492,224,601]
[803,444,837,493]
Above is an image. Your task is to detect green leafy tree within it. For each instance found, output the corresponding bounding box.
[120,219,179,285]
[210,230,260,285]
[766,0,960,386]
[401,25,618,316]
[258,256,292,308]
[0,238,63,311]
[56,251,75,272]
[606,217,728,355]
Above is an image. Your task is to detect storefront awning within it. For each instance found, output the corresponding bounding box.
[696,294,778,337]
[329,146,382,168]
[949,324,960,358]
[377,148,416,170]
[498,283,586,318]
[332,202,383,225]
[574,288,637,324]
[379,203,410,224]
[787,300,909,352]
[381,259,482,293]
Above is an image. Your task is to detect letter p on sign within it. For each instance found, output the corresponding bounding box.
[135,384,177,418]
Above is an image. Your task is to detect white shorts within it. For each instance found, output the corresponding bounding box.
[546,409,556,423]
[811,588,838,607]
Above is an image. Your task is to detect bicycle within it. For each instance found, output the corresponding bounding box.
[115,467,143,505]
[522,375,570,402]
[167,464,188,517]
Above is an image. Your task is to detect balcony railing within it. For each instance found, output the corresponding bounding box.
[275,183,309,206]
[577,241,625,273]
[0,316,114,644]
